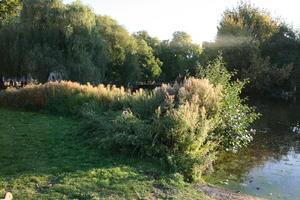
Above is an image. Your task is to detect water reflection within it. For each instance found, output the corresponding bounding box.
[205,99,300,200]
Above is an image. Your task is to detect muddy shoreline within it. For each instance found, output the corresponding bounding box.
[196,185,266,200]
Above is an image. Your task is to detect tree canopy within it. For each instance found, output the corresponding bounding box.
[157,31,202,81]
[1,0,300,95]
[0,0,22,22]
[202,2,298,93]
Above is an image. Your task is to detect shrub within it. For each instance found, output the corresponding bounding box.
[197,55,260,151]
[78,78,222,181]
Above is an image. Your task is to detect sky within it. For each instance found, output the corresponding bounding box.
[63,0,300,44]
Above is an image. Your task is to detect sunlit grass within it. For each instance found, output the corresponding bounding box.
[0,108,210,199]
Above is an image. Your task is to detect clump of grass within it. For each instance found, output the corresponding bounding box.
[0,81,130,113]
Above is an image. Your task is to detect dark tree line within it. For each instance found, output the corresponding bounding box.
[1,0,300,95]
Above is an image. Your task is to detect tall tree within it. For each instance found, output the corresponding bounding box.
[96,15,137,84]
[96,16,162,84]
[134,30,161,50]
[0,0,22,22]
[0,0,108,84]
[134,36,162,82]
[203,2,294,93]
[0,0,22,88]
[217,1,278,42]
[157,31,202,81]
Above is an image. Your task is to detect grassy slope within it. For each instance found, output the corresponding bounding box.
[0,108,211,200]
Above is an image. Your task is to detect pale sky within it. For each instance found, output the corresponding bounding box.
[63,0,300,44]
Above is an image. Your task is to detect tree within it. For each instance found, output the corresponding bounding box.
[134,30,160,50]
[218,1,278,42]
[261,23,300,66]
[203,2,294,93]
[96,15,137,84]
[63,1,108,83]
[0,0,165,86]
[0,0,22,88]
[0,0,22,22]
[0,0,108,84]
[134,34,162,82]
[97,17,162,84]
[157,31,202,81]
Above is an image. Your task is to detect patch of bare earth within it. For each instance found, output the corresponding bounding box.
[195,185,266,200]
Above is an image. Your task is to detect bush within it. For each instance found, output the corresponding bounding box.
[197,55,260,151]
[79,78,222,181]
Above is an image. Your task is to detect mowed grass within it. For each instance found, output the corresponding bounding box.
[0,109,210,200]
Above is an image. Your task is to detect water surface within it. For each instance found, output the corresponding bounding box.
[205,99,300,200]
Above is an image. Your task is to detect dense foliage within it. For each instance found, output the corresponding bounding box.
[197,56,260,151]
[1,0,300,94]
[202,2,299,94]
[0,57,259,181]
[0,0,164,86]
[0,0,22,22]
[156,32,202,82]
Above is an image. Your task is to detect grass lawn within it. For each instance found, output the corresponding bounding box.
[0,108,211,200]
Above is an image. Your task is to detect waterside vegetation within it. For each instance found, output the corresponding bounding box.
[0,57,259,182]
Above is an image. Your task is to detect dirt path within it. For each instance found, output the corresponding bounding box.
[196,185,266,200]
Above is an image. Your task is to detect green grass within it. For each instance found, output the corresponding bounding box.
[0,108,211,200]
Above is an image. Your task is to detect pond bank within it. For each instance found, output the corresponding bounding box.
[196,185,266,200]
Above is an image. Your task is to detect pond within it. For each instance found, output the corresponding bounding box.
[204,98,300,200]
